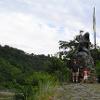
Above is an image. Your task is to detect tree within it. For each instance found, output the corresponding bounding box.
[59,35,80,60]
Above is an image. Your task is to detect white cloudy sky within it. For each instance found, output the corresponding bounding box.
[0,0,100,55]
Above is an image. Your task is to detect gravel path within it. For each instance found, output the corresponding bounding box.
[53,83,100,100]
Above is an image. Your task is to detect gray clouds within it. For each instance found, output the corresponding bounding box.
[0,0,99,54]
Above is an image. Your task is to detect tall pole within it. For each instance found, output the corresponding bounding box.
[93,7,96,49]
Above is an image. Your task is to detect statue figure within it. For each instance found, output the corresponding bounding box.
[74,32,96,82]
[74,32,94,68]
[73,32,96,82]
[78,32,90,52]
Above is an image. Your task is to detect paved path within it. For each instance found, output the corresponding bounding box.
[53,83,100,100]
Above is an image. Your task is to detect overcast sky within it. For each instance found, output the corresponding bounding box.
[0,0,99,55]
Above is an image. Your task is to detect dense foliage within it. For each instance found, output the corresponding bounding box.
[0,45,70,99]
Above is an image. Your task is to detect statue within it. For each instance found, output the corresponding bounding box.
[73,32,96,82]
[74,32,93,68]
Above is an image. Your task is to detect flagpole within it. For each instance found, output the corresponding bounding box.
[93,7,96,49]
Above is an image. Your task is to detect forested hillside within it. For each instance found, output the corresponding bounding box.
[0,45,52,72]
[0,43,100,99]
[0,45,69,99]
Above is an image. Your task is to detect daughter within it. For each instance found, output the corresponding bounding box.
[83,67,90,83]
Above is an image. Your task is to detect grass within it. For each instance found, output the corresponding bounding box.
[0,72,59,100]
[32,72,59,100]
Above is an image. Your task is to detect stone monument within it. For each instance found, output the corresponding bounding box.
[74,32,96,82]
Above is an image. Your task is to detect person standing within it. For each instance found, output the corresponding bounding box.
[71,60,80,83]
[82,67,90,83]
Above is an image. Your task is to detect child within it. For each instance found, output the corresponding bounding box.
[83,67,90,83]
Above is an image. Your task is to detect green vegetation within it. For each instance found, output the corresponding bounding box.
[13,72,58,100]
[0,45,70,100]
[0,34,100,99]
[96,61,100,76]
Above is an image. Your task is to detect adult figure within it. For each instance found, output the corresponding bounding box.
[71,59,80,83]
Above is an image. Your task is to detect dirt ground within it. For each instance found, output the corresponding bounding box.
[53,83,100,100]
